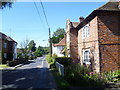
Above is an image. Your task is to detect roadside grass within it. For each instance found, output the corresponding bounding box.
[50,64,70,88]
[0,64,9,68]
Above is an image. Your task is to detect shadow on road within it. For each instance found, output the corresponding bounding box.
[2,67,57,89]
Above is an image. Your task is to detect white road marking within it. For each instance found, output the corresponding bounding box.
[37,65,42,68]
[37,59,44,68]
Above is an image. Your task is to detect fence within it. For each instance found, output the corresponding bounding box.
[55,61,64,76]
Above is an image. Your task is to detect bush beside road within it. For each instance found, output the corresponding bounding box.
[46,54,120,89]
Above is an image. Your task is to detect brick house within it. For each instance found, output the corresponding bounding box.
[66,1,120,73]
[0,32,17,64]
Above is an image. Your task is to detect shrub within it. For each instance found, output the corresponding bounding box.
[7,58,28,67]
[65,63,90,76]
[46,54,57,64]
[34,50,42,57]
[46,54,52,63]
[101,70,120,83]
[52,54,58,60]
[64,63,105,86]
[28,56,35,60]
[17,53,22,59]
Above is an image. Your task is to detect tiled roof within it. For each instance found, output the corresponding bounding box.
[53,37,65,47]
[0,32,17,43]
[6,36,16,42]
[76,1,120,30]
[96,1,120,11]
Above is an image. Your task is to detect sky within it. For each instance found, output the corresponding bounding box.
[1,2,107,48]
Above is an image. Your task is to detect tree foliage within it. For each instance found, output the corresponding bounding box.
[0,0,14,9]
[28,40,36,52]
[43,47,49,54]
[19,39,29,54]
[34,46,42,57]
[34,46,49,57]
[51,28,65,44]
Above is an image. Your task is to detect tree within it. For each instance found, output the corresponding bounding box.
[51,28,65,44]
[0,0,14,9]
[34,46,42,57]
[34,46,49,57]
[19,38,29,53]
[43,47,49,54]
[28,40,36,52]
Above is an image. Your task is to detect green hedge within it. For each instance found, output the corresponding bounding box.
[55,57,71,66]
[7,58,28,67]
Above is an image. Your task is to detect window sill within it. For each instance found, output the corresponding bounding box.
[83,62,91,64]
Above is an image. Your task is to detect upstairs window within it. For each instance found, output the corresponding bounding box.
[82,24,90,39]
[4,42,7,48]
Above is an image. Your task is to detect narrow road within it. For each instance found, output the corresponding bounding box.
[2,56,57,89]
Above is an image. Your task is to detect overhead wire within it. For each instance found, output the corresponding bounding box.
[33,0,46,29]
[39,0,50,28]
[39,0,51,39]
[39,0,52,56]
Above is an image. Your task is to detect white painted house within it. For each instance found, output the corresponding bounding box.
[52,37,65,57]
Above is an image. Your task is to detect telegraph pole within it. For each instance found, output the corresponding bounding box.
[49,28,52,57]
[39,0,52,56]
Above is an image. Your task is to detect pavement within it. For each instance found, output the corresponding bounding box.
[0,57,42,70]
[0,64,23,70]
[1,56,57,89]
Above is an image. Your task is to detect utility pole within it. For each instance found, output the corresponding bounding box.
[39,0,52,56]
[49,28,52,57]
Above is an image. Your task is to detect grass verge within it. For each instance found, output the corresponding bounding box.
[0,64,9,68]
[49,63,70,88]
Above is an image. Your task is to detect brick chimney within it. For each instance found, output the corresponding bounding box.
[79,17,84,23]
[118,1,120,9]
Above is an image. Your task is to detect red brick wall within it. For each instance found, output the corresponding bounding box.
[98,11,120,72]
[2,40,8,53]
[70,28,79,63]
[99,45,120,72]
[78,16,100,73]
[2,40,14,63]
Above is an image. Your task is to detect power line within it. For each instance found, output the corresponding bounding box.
[33,0,45,28]
[39,0,52,56]
[39,0,50,28]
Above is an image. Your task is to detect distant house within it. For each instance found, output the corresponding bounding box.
[66,1,120,73]
[17,48,23,53]
[0,32,17,64]
[52,37,66,57]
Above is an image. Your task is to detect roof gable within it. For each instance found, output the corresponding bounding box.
[76,1,120,30]
[53,37,65,47]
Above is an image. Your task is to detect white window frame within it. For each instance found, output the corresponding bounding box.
[82,24,90,39]
[4,42,7,48]
[82,49,91,64]
[4,53,7,59]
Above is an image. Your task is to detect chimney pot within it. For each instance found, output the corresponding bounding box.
[79,17,84,22]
